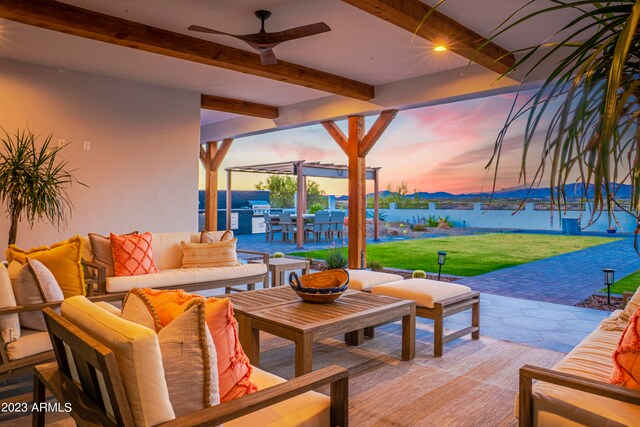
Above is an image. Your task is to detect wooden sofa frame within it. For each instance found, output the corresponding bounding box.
[517,291,638,426]
[518,364,640,427]
[364,290,480,356]
[83,249,271,297]
[34,308,349,427]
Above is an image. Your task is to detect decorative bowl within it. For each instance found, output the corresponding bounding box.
[289,269,349,304]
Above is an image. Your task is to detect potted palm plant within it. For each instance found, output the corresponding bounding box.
[424,2,638,241]
[480,1,640,241]
[0,128,84,245]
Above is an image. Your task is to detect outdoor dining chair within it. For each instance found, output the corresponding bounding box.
[329,211,346,242]
[279,212,297,243]
[305,210,331,242]
[263,212,282,242]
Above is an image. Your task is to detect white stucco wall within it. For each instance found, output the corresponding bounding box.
[0,58,200,250]
[386,203,637,233]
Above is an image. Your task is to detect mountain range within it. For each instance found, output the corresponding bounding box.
[350,183,634,201]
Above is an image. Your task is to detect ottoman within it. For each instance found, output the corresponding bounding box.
[371,279,480,356]
[346,269,404,291]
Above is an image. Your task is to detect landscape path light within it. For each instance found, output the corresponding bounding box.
[437,251,447,281]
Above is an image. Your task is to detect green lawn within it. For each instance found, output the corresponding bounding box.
[291,233,619,277]
[603,270,640,294]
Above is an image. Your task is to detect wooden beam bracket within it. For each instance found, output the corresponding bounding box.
[321,121,348,156]
[359,109,398,157]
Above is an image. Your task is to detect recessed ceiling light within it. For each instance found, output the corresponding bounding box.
[434,45,447,52]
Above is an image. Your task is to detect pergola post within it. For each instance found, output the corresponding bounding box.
[199,139,233,231]
[348,115,367,268]
[374,168,380,241]
[296,162,305,249]
[322,110,398,269]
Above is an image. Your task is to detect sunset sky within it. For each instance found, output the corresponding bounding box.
[201,89,551,196]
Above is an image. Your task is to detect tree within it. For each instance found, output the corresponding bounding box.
[385,181,409,204]
[255,175,326,208]
[0,128,85,245]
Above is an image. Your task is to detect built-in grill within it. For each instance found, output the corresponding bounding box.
[247,200,271,234]
[247,200,271,215]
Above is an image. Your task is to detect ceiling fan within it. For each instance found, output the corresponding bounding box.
[188,10,331,65]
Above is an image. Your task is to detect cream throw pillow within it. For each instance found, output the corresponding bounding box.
[61,296,175,426]
[200,230,233,243]
[121,289,162,332]
[9,259,64,331]
[181,239,241,268]
[157,299,220,416]
[0,264,20,343]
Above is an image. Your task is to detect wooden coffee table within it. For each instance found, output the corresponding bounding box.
[228,287,416,377]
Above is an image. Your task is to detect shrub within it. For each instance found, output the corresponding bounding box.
[273,252,284,258]
[367,259,384,271]
[366,209,388,221]
[413,224,428,232]
[438,216,454,229]
[412,270,426,279]
[399,223,405,228]
[402,229,408,235]
[325,248,348,269]
[426,215,440,228]
[309,203,325,214]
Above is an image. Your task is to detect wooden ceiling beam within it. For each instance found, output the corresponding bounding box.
[0,0,375,100]
[341,0,515,74]
[201,95,279,119]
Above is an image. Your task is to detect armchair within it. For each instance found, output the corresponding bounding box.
[34,307,349,426]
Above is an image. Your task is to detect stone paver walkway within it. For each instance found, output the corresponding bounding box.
[456,237,640,305]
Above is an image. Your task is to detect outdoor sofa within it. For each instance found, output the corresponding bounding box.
[82,231,269,297]
[517,292,640,426]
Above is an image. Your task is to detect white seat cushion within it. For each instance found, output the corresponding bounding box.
[106,268,198,293]
[530,327,640,426]
[226,367,329,427]
[371,279,471,308]
[105,263,267,293]
[346,269,404,291]
[61,296,175,426]
[6,328,52,361]
[194,263,267,283]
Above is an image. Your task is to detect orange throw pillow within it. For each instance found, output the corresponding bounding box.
[611,308,640,389]
[131,289,256,402]
[110,232,157,277]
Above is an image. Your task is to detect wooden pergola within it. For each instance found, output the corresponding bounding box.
[224,161,381,255]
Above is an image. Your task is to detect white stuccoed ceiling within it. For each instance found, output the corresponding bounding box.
[0,0,582,135]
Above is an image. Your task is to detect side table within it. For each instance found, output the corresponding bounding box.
[264,257,311,287]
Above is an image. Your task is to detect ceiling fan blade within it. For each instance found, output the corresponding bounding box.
[268,22,331,43]
[187,25,235,37]
[259,48,278,65]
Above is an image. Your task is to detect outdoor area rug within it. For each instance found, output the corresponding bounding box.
[257,321,565,427]
[0,321,564,427]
